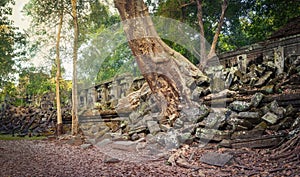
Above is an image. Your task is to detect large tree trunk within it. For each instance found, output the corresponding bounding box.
[55,9,63,136]
[71,0,79,135]
[114,0,208,125]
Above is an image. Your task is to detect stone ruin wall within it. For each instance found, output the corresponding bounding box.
[79,34,300,113]
[219,34,300,74]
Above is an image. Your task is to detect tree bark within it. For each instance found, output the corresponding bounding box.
[196,0,207,70]
[71,0,79,135]
[207,0,228,59]
[114,0,208,125]
[55,8,63,136]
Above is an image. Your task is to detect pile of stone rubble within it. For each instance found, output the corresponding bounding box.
[0,105,71,137]
[81,55,300,151]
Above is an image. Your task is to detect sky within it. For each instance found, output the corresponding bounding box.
[10,0,74,80]
[10,0,30,31]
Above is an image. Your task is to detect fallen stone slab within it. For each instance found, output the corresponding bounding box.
[147,121,161,135]
[231,129,264,139]
[111,141,137,152]
[80,144,92,149]
[229,101,251,112]
[250,92,264,107]
[221,134,285,149]
[195,128,231,142]
[200,152,233,167]
[255,71,273,87]
[95,138,112,147]
[262,112,279,124]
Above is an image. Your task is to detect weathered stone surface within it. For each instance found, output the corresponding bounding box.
[131,133,139,141]
[250,92,264,107]
[129,112,142,124]
[147,121,161,135]
[237,112,260,119]
[262,112,279,124]
[275,117,294,130]
[80,144,92,149]
[200,152,233,167]
[228,118,254,130]
[173,118,184,129]
[165,130,180,149]
[154,131,180,150]
[229,101,251,112]
[202,112,226,129]
[95,139,112,147]
[231,129,264,139]
[195,128,231,142]
[230,135,284,148]
[261,85,274,94]
[254,121,268,130]
[85,138,96,145]
[177,132,193,144]
[291,116,300,129]
[269,100,286,118]
[111,141,137,152]
[255,71,273,87]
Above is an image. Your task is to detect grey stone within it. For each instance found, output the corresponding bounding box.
[129,112,142,124]
[173,118,184,129]
[291,116,300,129]
[250,92,264,107]
[192,87,203,100]
[237,112,261,124]
[111,141,137,151]
[131,133,139,141]
[269,101,286,118]
[85,138,96,145]
[231,129,264,139]
[147,121,161,135]
[165,130,180,149]
[104,156,120,163]
[255,71,273,87]
[200,152,233,167]
[261,85,274,94]
[80,144,92,149]
[177,132,193,144]
[202,112,226,129]
[90,125,99,134]
[238,112,259,119]
[262,112,279,124]
[195,128,230,142]
[96,139,112,147]
[229,101,251,112]
[143,114,154,122]
[228,118,254,130]
[154,131,180,150]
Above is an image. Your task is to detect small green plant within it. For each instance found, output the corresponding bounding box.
[0,134,47,141]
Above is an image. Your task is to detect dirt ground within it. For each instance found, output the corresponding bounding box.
[0,139,299,177]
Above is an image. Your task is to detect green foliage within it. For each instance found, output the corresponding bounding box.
[0,134,46,140]
[156,0,300,53]
[0,0,26,89]
[96,43,138,82]
[78,0,119,44]
[240,0,300,44]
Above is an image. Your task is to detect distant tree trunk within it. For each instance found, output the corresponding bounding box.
[196,0,206,70]
[114,0,208,125]
[56,9,63,136]
[71,0,79,135]
[197,0,228,70]
[207,0,228,59]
